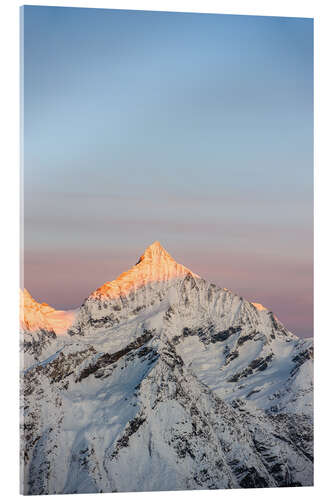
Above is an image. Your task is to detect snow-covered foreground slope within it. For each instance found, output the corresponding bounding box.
[21,242,313,494]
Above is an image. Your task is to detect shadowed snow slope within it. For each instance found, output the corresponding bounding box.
[21,242,313,494]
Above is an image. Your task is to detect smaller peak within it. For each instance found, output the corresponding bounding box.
[20,288,53,311]
[20,288,34,305]
[252,302,267,312]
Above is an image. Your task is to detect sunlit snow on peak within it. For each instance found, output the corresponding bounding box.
[20,288,77,335]
[91,241,200,300]
[251,302,268,311]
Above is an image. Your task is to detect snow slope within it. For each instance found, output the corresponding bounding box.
[21,242,313,494]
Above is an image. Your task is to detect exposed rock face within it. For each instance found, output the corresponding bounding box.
[21,242,313,494]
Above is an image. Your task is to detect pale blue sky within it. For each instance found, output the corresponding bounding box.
[22,6,313,337]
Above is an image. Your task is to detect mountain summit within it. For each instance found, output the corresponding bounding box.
[91,241,199,301]
[136,240,175,263]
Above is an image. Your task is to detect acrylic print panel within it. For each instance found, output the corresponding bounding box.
[20,5,313,495]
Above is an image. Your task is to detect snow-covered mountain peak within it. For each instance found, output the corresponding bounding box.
[90,242,200,301]
[20,288,77,335]
[137,240,174,264]
[20,288,55,332]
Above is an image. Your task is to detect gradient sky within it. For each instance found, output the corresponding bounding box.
[22,6,313,337]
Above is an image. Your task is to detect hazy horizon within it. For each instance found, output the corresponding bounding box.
[22,6,313,337]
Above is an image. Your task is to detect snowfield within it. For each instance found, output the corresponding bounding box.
[20,242,313,494]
